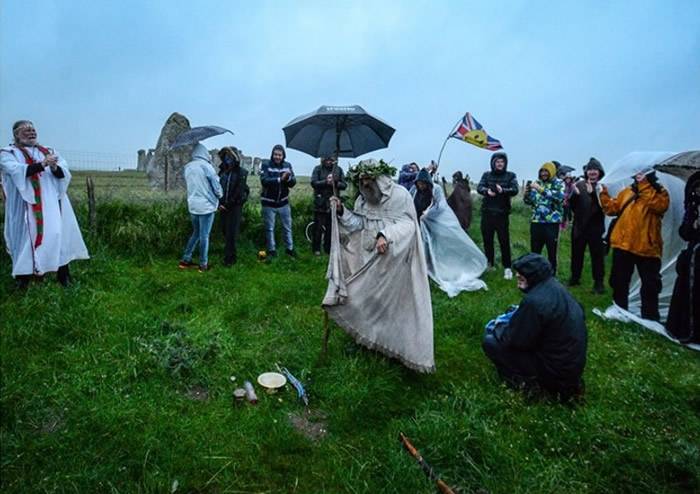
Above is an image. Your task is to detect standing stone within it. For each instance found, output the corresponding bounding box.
[253,157,262,176]
[146,112,192,190]
[137,149,147,171]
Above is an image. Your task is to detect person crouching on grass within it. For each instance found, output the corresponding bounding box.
[178,143,222,272]
[482,253,587,402]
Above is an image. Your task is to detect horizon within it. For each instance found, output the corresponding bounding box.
[1,0,699,179]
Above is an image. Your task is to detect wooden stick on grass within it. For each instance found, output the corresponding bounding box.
[399,432,456,494]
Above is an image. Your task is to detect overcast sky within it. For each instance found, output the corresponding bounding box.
[1,0,699,178]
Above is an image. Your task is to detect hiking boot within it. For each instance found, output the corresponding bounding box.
[198,264,210,272]
[286,248,297,258]
[223,258,237,267]
[267,250,277,258]
[567,278,581,287]
[503,268,513,280]
[179,260,196,270]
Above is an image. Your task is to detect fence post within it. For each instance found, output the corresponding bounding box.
[86,176,96,233]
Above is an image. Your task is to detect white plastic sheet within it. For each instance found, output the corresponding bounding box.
[596,151,697,351]
[593,305,700,351]
[413,185,487,297]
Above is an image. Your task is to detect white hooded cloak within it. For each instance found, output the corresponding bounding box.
[323,175,435,372]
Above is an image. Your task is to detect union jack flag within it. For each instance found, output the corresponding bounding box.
[450,112,503,151]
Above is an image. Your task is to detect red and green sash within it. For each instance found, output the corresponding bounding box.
[17,145,50,248]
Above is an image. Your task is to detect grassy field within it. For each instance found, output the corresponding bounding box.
[1,172,699,493]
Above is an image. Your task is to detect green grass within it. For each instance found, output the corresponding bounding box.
[1,173,699,493]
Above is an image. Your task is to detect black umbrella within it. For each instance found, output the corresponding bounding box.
[282,105,395,158]
[170,125,234,150]
[558,165,576,177]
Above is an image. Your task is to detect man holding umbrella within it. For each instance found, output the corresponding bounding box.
[310,155,347,255]
[260,144,297,257]
[281,105,395,260]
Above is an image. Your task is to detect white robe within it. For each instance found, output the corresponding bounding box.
[0,145,89,277]
[323,175,435,372]
[410,185,488,297]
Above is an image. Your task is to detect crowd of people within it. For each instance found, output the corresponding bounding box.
[2,119,698,405]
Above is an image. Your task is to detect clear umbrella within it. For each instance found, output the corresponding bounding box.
[169,125,233,150]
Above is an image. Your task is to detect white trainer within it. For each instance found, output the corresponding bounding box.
[504,268,513,280]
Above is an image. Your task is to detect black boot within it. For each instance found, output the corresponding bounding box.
[57,264,71,287]
[16,275,31,290]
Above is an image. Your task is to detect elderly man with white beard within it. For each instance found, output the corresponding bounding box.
[0,120,89,288]
[323,159,435,373]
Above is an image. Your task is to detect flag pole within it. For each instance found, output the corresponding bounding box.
[436,136,450,167]
[436,116,463,167]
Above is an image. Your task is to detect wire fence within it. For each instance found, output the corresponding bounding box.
[61,150,136,171]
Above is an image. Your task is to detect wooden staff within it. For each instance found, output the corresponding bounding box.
[322,310,330,355]
[322,152,340,356]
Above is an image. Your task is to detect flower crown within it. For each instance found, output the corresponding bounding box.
[346,159,396,184]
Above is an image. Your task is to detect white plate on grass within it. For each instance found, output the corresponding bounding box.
[257,372,287,389]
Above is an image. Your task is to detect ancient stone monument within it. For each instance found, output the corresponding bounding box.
[146,112,192,190]
[145,112,262,190]
[137,149,155,172]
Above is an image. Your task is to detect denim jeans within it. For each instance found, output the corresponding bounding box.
[182,212,215,266]
[262,204,293,251]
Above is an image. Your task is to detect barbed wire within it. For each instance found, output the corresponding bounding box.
[60,149,136,171]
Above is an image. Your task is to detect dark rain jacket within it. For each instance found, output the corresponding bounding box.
[569,181,605,239]
[311,163,347,213]
[501,253,588,390]
[477,152,519,215]
[260,159,296,208]
[219,166,249,209]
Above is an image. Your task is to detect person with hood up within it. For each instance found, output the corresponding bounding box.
[446,171,473,232]
[568,158,606,293]
[398,162,419,190]
[218,146,249,266]
[524,162,565,274]
[477,152,519,279]
[260,144,297,257]
[410,169,487,296]
[600,170,670,321]
[179,143,223,272]
[482,253,587,401]
[324,159,434,373]
[310,155,347,255]
[666,171,700,343]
